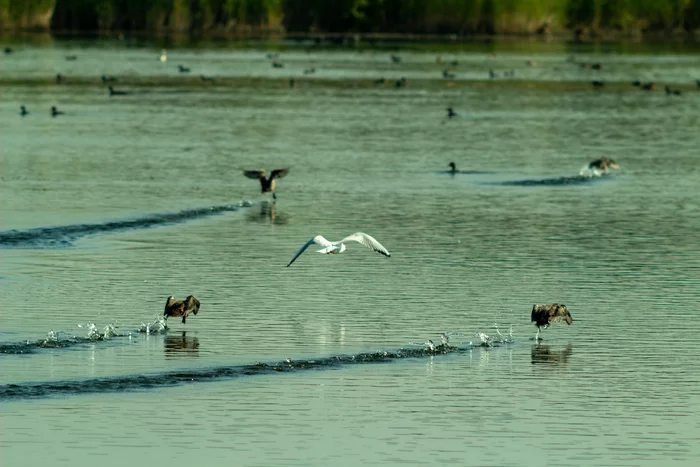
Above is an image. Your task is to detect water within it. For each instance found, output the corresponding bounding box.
[2,37,700,466]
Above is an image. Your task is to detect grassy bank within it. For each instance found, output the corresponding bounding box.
[2,0,700,35]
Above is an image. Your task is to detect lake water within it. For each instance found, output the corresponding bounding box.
[1,37,700,466]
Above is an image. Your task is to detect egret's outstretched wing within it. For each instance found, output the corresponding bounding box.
[287,235,332,267]
[270,168,290,179]
[340,232,391,257]
[243,169,266,179]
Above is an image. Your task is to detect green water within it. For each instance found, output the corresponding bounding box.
[1,38,699,466]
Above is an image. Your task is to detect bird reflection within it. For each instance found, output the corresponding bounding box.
[245,201,289,225]
[531,344,573,366]
[164,331,199,357]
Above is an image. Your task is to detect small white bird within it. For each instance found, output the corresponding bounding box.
[286,232,391,267]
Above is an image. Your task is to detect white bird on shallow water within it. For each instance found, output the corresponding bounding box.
[286,232,391,267]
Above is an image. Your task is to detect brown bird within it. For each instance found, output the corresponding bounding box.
[163,295,200,324]
[531,304,573,340]
[588,157,620,171]
[243,168,289,199]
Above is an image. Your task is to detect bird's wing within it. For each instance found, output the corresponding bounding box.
[243,169,266,179]
[340,232,391,257]
[286,235,331,267]
[270,168,290,179]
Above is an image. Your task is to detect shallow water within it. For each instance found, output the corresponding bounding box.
[2,38,700,466]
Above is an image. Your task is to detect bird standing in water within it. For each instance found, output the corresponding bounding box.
[531,304,573,340]
[243,168,289,200]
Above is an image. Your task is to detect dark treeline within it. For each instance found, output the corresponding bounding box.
[2,0,700,34]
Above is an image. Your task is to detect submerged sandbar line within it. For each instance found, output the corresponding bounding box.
[0,203,246,248]
[0,344,484,401]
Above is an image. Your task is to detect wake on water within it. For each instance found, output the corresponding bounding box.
[0,323,516,400]
[0,201,253,248]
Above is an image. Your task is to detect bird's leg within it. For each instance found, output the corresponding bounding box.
[182,316,186,324]
[272,192,277,200]
[535,327,541,341]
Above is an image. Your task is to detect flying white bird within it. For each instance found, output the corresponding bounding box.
[286,232,391,267]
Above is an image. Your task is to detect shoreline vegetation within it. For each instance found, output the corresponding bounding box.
[1,1,700,39]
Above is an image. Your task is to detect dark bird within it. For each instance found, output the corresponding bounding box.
[200,75,215,82]
[489,70,496,79]
[531,303,573,340]
[447,107,458,119]
[588,157,620,171]
[108,86,127,96]
[289,78,296,88]
[101,75,117,83]
[272,61,284,68]
[163,295,201,324]
[632,80,641,87]
[665,86,681,96]
[442,70,456,79]
[303,67,316,75]
[390,54,401,63]
[696,79,700,88]
[591,63,603,70]
[448,161,460,174]
[178,64,190,73]
[65,55,78,61]
[55,73,63,84]
[450,60,459,66]
[266,53,279,60]
[374,78,386,84]
[243,168,290,199]
[641,82,655,91]
[395,77,407,88]
[592,80,604,88]
[4,47,13,54]
[51,106,64,117]
[20,105,28,117]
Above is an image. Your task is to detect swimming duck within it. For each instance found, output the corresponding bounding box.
[272,61,284,68]
[108,86,127,96]
[390,55,401,63]
[51,106,64,117]
[395,77,407,88]
[163,295,200,324]
[101,75,117,83]
[665,86,681,96]
[641,82,655,91]
[447,107,458,119]
[243,168,290,199]
[178,64,190,73]
[592,80,604,88]
[4,47,12,54]
[303,67,316,75]
[20,105,28,116]
[447,162,461,174]
[588,157,619,171]
[489,70,496,79]
[531,303,573,340]
[442,70,456,79]
[55,73,63,84]
[632,80,641,87]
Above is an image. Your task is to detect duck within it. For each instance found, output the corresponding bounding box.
[641,82,655,91]
[20,105,28,117]
[632,80,641,87]
[178,64,190,73]
[531,303,573,340]
[390,54,401,63]
[374,78,386,84]
[101,75,117,83]
[65,55,78,61]
[665,86,681,96]
[447,162,461,174]
[303,67,316,75]
[395,77,407,88]
[447,107,458,119]
[592,80,604,88]
[55,73,63,84]
[108,86,127,96]
[163,295,200,324]
[51,106,64,117]
[243,168,290,199]
[588,157,619,171]
[4,47,12,54]
[489,70,496,79]
[272,61,284,68]
[442,70,456,79]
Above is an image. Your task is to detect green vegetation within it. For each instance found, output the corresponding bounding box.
[1,0,699,34]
